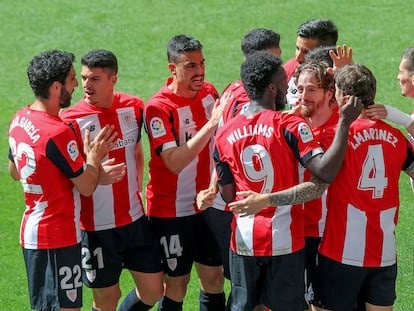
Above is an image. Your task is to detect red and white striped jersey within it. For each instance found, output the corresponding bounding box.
[144,78,219,218]
[319,119,414,267]
[220,80,250,124]
[214,110,324,256]
[299,109,339,237]
[284,58,300,108]
[61,92,145,231]
[213,81,251,212]
[9,107,84,249]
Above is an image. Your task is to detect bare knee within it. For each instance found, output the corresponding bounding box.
[164,274,191,302]
[134,272,165,305]
[92,285,122,311]
[196,263,225,293]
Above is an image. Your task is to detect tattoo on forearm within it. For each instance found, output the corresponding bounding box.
[268,179,329,206]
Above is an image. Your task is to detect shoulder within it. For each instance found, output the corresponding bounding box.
[215,115,242,138]
[60,99,89,119]
[203,81,218,92]
[283,58,299,80]
[114,91,144,108]
[222,80,244,93]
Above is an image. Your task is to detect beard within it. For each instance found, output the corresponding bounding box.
[300,105,314,118]
[59,86,72,108]
[275,92,287,111]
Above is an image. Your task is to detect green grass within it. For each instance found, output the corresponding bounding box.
[1,0,413,309]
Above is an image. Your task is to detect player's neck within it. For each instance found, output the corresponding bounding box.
[245,100,271,116]
[168,80,198,99]
[306,106,333,129]
[30,99,60,116]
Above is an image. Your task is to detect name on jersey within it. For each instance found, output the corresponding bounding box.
[350,128,398,150]
[226,124,274,145]
[9,115,40,143]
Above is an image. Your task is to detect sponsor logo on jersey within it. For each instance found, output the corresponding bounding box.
[298,122,313,143]
[150,117,166,138]
[66,289,77,302]
[67,140,80,161]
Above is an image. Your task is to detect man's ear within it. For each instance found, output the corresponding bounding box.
[50,81,61,96]
[268,83,277,95]
[326,67,335,76]
[168,63,176,75]
[111,73,118,85]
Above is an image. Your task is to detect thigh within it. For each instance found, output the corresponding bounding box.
[123,217,163,274]
[313,254,363,311]
[263,250,305,311]
[81,229,123,288]
[149,216,194,277]
[229,251,261,311]
[193,212,223,267]
[364,264,396,307]
[23,244,83,310]
[203,208,233,279]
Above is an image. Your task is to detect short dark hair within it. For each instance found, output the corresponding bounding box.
[304,45,337,67]
[335,63,376,108]
[241,51,284,101]
[297,19,338,46]
[241,28,280,58]
[167,34,203,63]
[27,50,75,99]
[402,47,414,73]
[81,49,118,74]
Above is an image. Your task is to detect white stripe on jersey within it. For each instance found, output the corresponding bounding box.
[23,200,47,249]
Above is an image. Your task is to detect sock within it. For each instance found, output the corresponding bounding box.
[199,290,226,311]
[158,296,183,311]
[117,289,152,311]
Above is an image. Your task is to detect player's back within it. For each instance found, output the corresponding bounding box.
[319,118,413,267]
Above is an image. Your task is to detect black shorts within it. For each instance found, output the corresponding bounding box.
[23,243,83,310]
[230,249,305,311]
[203,207,233,280]
[149,213,222,277]
[313,254,397,311]
[304,236,321,305]
[81,216,163,288]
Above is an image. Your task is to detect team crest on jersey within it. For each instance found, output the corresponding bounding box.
[67,140,79,161]
[298,122,313,143]
[150,117,166,138]
[121,113,134,127]
[86,269,96,282]
[66,289,77,302]
[167,258,177,271]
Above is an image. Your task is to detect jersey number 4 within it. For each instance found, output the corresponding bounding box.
[357,144,388,199]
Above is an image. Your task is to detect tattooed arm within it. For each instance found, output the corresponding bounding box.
[228,175,328,217]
